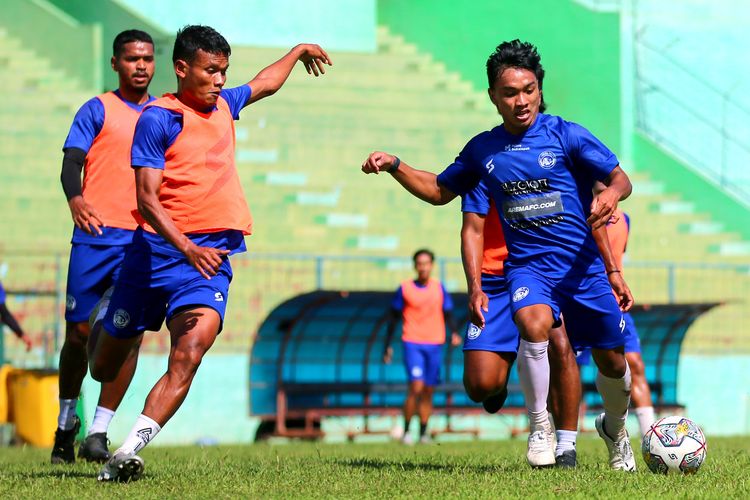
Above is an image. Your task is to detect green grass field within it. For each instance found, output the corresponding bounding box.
[1,437,748,498]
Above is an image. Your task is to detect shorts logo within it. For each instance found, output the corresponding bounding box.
[538,151,556,169]
[65,294,76,311]
[411,366,423,378]
[512,287,530,303]
[113,309,130,329]
[467,324,482,340]
[214,292,224,302]
[619,315,626,333]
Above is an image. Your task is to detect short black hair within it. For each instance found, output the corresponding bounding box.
[173,25,231,63]
[486,40,547,112]
[413,248,435,263]
[113,29,153,58]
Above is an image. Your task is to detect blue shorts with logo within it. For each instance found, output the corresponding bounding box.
[65,243,129,323]
[402,341,442,386]
[576,312,641,365]
[463,274,520,354]
[506,267,625,352]
[102,233,232,339]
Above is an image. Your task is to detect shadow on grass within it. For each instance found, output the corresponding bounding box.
[332,457,508,473]
[25,470,99,480]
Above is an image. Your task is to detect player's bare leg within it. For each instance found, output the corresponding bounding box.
[52,321,90,463]
[99,307,219,482]
[548,326,580,467]
[515,304,555,467]
[88,320,142,383]
[626,351,654,437]
[418,385,435,443]
[402,380,423,444]
[592,347,635,471]
[463,351,515,413]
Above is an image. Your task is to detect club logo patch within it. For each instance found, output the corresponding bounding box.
[65,294,76,311]
[538,151,556,169]
[512,287,530,303]
[467,324,482,340]
[411,366,423,378]
[113,308,130,329]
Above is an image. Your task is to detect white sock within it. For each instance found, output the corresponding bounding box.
[596,361,632,440]
[88,406,116,435]
[555,429,577,456]
[517,339,550,431]
[118,414,161,455]
[634,406,656,437]
[57,399,78,430]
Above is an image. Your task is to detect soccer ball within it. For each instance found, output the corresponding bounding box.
[641,416,707,474]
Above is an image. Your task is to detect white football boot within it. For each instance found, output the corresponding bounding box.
[526,423,556,468]
[595,413,636,471]
[97,449,145,482]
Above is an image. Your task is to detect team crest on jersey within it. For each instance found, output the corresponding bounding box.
[512,287,530,303]
[113,308,130,329]
[66,294,76,311]
[538,151,556,169]
[467,324,482,340]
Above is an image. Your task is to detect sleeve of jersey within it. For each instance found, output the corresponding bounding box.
[461,179,491,214]
[131,107,180,169]
[391,287,404,311]
[436,143,481,196]
[220,85,253,119]
[566,122,619,180]
[62,97,104,153]
[441,284,454,311]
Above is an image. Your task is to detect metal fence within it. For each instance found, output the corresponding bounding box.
[2,252,748,362]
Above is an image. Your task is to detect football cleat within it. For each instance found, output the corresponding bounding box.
[555,449,577,468]
[51,416,80,464]
[595,413,636,471]
[97,450,145,482]
[79,432,111,463]
[526,427,556,468]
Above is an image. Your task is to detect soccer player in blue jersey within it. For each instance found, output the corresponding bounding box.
[0,281,32,351]
[53,30,156,465]
[86,25,331,482]
[362,40,636,470]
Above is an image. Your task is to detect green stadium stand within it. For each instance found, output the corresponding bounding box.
[0,21,747,353]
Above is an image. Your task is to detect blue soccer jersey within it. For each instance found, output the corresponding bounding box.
[437,113,619,279]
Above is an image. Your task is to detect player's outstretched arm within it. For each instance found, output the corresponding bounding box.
[361,152,457,205]
[588,166,632,229]
[135,168,229,279]
[592,225,634,311]
[246,44,332,105]
[461,212,488,328]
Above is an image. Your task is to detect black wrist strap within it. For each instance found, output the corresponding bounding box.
[607,269,621,275]
[388,156,401,173]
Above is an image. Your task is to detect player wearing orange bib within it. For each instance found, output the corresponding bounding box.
[384,249,461,444]
[53,30,155,465]
[86,25,331,482]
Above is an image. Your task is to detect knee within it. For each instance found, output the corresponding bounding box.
[90,357,118,383]
[171,347,205,376]
[64,322,90,349]
[464,374,504,403]
[594,349,627,378]
[517,316,552,342]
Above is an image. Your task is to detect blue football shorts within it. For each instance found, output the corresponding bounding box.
[102,235,232,339]
[65,243,129,323]
[402,341,443,386]
[507,267,626,352]
[463,273,520,354]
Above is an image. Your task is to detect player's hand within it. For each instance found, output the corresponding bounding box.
[296,44,332,76]
[68,196,105,236]
[383,346,393,364]
[468,289,488,328]
[588,187,619,229]
[450,332,463,347]
[19,333,32,352]
[608,271,634,312]
[184,243,230,279]
[361,152,397,175]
